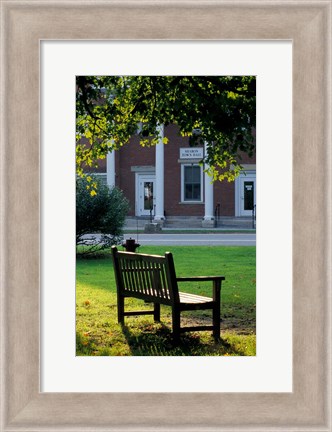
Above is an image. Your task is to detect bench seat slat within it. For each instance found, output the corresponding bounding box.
[179,292,213,304]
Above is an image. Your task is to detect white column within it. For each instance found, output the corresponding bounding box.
[154,124,165,222]
[106,150,115,188]
[203,143,215,227]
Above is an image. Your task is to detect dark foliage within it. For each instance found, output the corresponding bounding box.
[76,176,129,256]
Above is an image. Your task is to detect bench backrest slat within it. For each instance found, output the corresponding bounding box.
[112,247,179,304]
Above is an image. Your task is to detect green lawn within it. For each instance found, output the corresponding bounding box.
[76,246,256,356]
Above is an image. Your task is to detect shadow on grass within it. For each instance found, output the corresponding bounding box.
[120,323,249,356]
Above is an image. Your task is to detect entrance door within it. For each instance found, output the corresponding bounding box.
[137,175,156,216]
[238,174,256,216]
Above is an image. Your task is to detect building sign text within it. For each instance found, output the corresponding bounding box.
[180,148,203,159]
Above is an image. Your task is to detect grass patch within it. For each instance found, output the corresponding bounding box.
[76,246,256,356]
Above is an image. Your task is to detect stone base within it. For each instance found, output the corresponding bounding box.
[153,218,165,228]
[144,223,162,233]
[201,219,216,228]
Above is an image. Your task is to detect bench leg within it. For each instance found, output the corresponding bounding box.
[213,303,221,341]
[154,303,160,322]
[172,307,181,344]
[117,294,125,324]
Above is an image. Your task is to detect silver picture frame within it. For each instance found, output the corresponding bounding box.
[1,1,331,430]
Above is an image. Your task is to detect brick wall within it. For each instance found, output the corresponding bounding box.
[86,125,256,217]
[116,136,155,216]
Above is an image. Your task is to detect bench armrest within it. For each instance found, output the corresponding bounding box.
[176,276,225,282]
[176,276,224,302]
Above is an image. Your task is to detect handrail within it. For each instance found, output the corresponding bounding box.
[252,204,256,229]
[214,203,221,225]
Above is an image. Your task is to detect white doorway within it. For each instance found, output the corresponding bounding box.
[236,172,256,217]
[136,174,156,216]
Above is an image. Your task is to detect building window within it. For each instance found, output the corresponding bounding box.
[181,164,203,202]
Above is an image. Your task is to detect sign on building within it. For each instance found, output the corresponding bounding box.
[179,148,204,159]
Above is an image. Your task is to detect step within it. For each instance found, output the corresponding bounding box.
[124,216,255,229]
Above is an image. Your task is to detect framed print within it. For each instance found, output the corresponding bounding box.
[41,42,290,391]
[1,1,331,430]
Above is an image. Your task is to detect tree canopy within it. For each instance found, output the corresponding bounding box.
[76,76,256,182]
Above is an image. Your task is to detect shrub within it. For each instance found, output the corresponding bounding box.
[76,176,129,256]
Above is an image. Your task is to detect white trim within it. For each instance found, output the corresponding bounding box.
[241,164,256,171]
[106,150,115,188]
[178,159,203,164]
[155,125,165,220]
[79,172,108,186]
[131,165,155,173]
[180,163,204,203]
[203,141,214,220]
[232,163,256,171]
[235,170,256,216]
[135,172,156,216]
[204,172,214,220]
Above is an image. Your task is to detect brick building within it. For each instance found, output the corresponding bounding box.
[91,124,256,228]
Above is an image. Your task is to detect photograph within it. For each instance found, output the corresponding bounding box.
[75,75,256,356]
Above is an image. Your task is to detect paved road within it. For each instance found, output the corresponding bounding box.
[124,233,256,246]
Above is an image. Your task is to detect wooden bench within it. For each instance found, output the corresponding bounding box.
[111,246,225,342]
